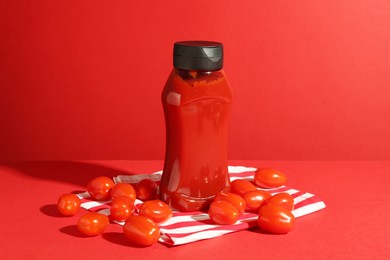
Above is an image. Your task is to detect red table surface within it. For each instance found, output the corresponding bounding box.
[0,160,389,259]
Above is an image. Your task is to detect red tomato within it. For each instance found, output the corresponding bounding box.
[110,196,134,222]
[123,215,160,246]
[208,200,239,225]
[57,193,81,216]
[139,200,172,224]
[136,179,158,201]
[243,190,272,212]
[230,179,257,197]
[111,183,136,202]
[77,212,109,236]
[258,204,295,234]
[265,193,295,212]
[214,191,246,215]
[254,168,287,188]
[87,176,115,201]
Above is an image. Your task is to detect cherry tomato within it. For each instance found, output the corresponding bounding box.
[208,200,239,225]
[110,196,134,222]
[139,200,172,224]
[258,204,295,234]
[136,179,158,201]
[230,179,257,197]
[87,176,115,201]
[254,168,287,188]
[77,212,109,236]
[111,183,136,202]
[243,190,272,212]
[265,193,295,212]
[57,193,81,216]
[123,215,160,246]
[214,191,246,215]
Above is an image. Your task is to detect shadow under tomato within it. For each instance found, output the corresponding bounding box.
[60,225,87,238]
[246,226,288,235]
[102,232,152,248]
[40,204,64,217]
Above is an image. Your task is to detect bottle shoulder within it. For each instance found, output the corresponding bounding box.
[162,69,232,106]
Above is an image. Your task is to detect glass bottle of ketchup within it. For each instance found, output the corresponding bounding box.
[160,41,232,212]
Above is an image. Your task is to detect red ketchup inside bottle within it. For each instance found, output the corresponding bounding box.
[160,41,232,212]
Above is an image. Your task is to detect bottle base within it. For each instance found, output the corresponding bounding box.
[160,187,229,212]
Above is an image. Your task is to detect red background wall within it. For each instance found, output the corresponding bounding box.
[1,0,390,160]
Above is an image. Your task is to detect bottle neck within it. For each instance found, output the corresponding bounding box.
[174,68,223,80]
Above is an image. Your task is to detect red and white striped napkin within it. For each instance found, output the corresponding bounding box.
[77,166,326,246]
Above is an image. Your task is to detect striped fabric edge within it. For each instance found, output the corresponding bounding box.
[78,165,326,246]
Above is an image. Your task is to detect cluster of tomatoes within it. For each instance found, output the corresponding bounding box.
[209,168,295,234]
[56,168,294,246]
[57,177,171,246]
